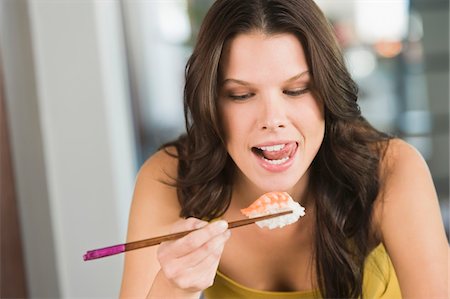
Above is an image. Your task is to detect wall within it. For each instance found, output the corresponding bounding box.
[0,0,137,297]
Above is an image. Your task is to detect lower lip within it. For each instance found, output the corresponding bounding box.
[253,143,298,173]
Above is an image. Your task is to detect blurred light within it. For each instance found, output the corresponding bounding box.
[345,47,377,79]
[157,0,191,44]
[408,11,424,42]
[374,40,403,58]
[314,0,355,20]
[404,41,424,63]
[355,0,409,44]
[333,20,356,48]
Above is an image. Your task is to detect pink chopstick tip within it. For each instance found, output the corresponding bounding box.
[83,244,125,261]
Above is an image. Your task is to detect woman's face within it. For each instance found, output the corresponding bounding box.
[218,32,325,194]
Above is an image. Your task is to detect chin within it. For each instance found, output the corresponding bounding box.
[253,176,303,193]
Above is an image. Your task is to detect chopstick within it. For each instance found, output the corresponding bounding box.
[83,210,292,261]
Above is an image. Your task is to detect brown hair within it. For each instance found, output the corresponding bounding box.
[163,0,391,297]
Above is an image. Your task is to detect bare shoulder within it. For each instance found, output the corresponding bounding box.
[374,138,449,297]
[380,138,428,179]
[129,146,181,235]
[139,146,179,183]
[375,138,438,225]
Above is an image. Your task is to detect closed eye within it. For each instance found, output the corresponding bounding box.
[283,88,309,97]
[228,93,255,100]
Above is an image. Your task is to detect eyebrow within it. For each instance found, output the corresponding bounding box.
[221,70,309,86]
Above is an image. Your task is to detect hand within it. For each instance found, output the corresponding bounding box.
[156,218,231,295]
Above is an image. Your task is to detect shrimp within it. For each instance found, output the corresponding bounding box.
[240,191,306,229]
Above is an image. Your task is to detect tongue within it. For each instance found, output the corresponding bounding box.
[261,143,296,160]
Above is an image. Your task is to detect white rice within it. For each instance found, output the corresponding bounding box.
[246,198,306,229]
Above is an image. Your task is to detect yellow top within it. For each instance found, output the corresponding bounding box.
[204,244,401,298]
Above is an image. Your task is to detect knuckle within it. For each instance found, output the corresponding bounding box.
[202,240,214,252]
[205,225,219,238]
[162,265,177,280]
[204,239,223,256]
[174,217,206,232]
[188,217,208,229]
[176,277,194,290]
[183,217,200,228]
[170,218,194,233]
[184,236,202,249]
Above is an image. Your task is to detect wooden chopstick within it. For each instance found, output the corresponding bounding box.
[83,210,292,261]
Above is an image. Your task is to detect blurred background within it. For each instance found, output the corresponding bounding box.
[1,0,448,297]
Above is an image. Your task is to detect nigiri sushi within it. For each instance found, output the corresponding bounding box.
[240,191,305,229]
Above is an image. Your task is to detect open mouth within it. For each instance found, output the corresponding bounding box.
[251,142,298,165]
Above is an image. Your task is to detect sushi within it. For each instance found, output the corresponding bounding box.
[240,191,306,229]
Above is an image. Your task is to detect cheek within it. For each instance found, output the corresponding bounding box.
[225,119,245,148]
[219,107,241,150]
[219,103,251,143]
[293,99,325,147]
[296,98,325,126]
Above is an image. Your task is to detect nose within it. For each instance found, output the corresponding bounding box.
[258,93,287,131]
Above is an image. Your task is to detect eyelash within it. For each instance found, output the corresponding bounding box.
[283,88,309,97]
[228,87,309,100]
[228,93,255,100]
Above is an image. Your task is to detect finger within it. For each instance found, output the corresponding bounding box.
[157,218,208,262]
[169,217,208,234]
[158,229,230,288]
[176,233,229,291]
[165,220,229,257]
[170,228,231,270]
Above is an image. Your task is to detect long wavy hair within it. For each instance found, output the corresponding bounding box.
[163,0,391,297]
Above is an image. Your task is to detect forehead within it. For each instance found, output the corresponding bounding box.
[220,32,308,81]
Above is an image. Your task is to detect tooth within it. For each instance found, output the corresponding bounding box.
[263,157,289,165]
[258,144,286,152]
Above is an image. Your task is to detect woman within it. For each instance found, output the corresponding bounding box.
[120,0,449,298]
